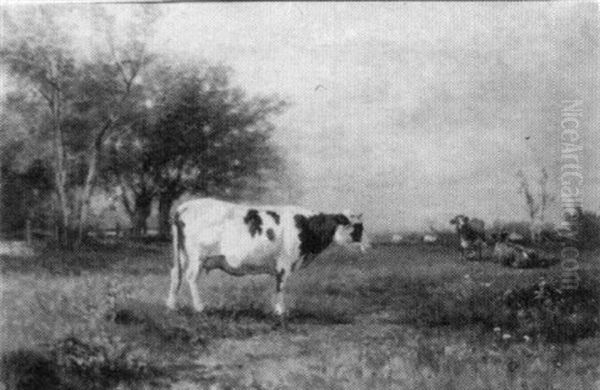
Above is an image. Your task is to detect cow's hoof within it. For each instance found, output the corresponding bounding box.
[272,315,290,331]
[166,298,177,310]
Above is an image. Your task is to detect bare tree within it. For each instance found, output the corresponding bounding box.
[516,168,554,242]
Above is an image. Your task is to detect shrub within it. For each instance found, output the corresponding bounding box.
[406,278,599,343]
[1,349,61,390]
[578,211,600,249]
[49,335,155,390]
[501,279,600,342]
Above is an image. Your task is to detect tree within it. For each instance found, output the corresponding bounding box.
[516,167,554,242]
[102,108,156,236]
[1,6,157,246]
[1,7,78,245]
[105,63,287,237]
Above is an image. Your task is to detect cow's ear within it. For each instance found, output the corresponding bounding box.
[464,216,469,222]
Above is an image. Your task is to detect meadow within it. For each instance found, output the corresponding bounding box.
[1,241,599,389]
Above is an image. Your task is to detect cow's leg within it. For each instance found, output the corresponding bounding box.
[274,267,289,316]
[185,246,205,312]
[167,223,185,310]
[166,263,182,310]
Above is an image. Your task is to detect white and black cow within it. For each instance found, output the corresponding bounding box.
[449,214,486,261]
[165,198,369,315]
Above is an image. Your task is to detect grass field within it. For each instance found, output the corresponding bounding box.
[1,242,599,389]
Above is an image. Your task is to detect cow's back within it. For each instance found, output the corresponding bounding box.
[176,198,233,225]
[175,199,235,247]
[176,198,315,262]
[470,218,485,235]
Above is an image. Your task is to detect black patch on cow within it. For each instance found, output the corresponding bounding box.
[276,269,285,292]
[457,224,485,242]
[243,209,262,237]
[266,228,276,241]
[351,223,363,242]
[294,213,351,261]
[266,211,280,225]
[451,215,485,243]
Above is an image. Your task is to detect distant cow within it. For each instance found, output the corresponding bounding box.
[449,215,486,260]
[491,231,554,268]
[491,232,521,266]
[166,198,369,316]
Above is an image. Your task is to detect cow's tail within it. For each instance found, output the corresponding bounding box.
[171,210,185,292]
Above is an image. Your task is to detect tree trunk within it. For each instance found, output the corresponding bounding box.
[76,117,115,246]
[52,95,70,248]
[157,193,175,240]
[76,146,99,246]
[131,195,152,237]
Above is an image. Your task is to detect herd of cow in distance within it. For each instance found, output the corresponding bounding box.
[164,198,558,318]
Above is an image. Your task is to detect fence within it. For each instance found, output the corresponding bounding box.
[0,220,161,244]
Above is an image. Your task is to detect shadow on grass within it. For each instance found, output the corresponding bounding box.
[107,299,354,349]
[1,243,169,276]
[1,342,164,390]
[1,350,61,390]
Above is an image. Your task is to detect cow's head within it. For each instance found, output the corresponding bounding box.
[450,214,469,228]
[341,210,370,253]
[294,212,370,265]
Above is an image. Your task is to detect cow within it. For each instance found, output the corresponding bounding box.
[491,231,557,268]
[491,231,520,266]
[165,198,369,317]
[449,214,486,261]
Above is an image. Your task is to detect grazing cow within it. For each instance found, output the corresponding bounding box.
[166,198,369,316]
[449,215,486,260]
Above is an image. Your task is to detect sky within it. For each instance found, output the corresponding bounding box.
[4,2,600,232]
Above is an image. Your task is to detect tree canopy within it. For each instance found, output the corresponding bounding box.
[104,63,287,236]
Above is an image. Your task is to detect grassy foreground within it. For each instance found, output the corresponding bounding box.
[1,242,599,389]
